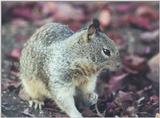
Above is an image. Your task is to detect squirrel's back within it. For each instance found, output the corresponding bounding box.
[20,23,73,83]
[28,23,74,46]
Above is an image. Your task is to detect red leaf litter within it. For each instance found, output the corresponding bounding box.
[115,4,134,13]
[128,16,152,30]
[16,35,28,42]
[135,5,158,20]
[8,48,22,59]
[1,2,159,117]
[99,9,111,28]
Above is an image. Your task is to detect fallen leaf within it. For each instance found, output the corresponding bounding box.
[147,53,160,83]
[140,30,159,43]
[18,88,30,101]
[68,20,81,31]
[41,2,85,22]
[40,2,57,16]
[12,4,41,21]
[156,113,160,118]
[117,15,131,27]
[22,108,35,117]
[107,73,128,92]
[15,35,28,42]
[33,18,53,27]
[10,71,19,77]
[126,106,136,116]
[135,5,158,20]
[134,44,154,57]
[107,31,126,49]
[82,107,97,117]
[114,91,135,107]
[2,103,15,111]
[11,19,28,28]
[128,16,152,30]
[1,79,21,90]
[54,4,85,21]
[8,48,22,59]
[99,9,111,28]
[115,4,134,13]
[149,95,159,103]
[123,55,148,73]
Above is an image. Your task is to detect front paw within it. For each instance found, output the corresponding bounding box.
[85,92,98,106]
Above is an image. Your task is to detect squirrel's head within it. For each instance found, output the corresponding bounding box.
[79,19,121,71]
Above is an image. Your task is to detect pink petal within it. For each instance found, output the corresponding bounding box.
[9,48,22,59]
[99,9,111,28]
[135,5,158,20]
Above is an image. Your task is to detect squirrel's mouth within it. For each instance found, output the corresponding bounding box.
[98,60,121,72]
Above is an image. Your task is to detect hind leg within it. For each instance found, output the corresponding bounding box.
[22,78,51,110]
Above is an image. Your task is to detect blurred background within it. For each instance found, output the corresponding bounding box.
[1,1,159,117]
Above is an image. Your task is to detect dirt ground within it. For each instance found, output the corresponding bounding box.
[1,2,159,117]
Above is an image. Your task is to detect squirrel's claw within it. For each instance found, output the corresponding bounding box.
[29,100,33,107]
[28,100,44,110]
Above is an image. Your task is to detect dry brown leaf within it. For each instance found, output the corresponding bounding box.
[1,79,21,90]
[147,53,160,83]
[18,88,31,101]
[99,9,111,28]
[123,55,147,73]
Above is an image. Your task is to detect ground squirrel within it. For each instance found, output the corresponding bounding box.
[19,19,120,118]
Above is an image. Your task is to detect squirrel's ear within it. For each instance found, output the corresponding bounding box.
[87,19,100,40]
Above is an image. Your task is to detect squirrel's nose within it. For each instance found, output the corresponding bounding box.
[116,62,122,69]
[117,64,120,68]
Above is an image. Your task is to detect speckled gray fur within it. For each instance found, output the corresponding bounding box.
[19,22,120,118]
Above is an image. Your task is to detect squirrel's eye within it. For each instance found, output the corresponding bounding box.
[103,48,110,56]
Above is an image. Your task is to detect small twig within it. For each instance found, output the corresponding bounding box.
[43,107,60,112]
[127,31,135,55]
